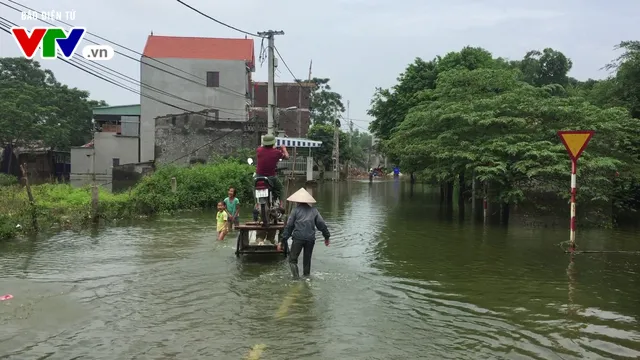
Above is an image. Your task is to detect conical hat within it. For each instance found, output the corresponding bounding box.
[287,187,316,204]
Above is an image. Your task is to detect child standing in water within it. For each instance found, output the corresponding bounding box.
[224,187,240,231]
[216,201,228,241]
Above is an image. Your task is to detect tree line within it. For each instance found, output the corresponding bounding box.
[305,77,373,176]
[366,42,640,225]
[0,58,107,172]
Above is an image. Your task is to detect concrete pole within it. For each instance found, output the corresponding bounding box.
[347,100,351,177]
[267,34,275,136]
[258,30,284,136]
[333,109,340,181]
[368,136,373,170]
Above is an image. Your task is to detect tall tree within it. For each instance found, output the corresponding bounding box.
[367,47,514,142]
[307,123,351,178]
[0,58,107,152]
[388,67,638,205]
[518,48,573,87]
[308,77,345,127]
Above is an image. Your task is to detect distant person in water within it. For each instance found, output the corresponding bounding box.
[279,188,330,279]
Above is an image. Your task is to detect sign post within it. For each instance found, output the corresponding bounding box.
[557,130,595,252]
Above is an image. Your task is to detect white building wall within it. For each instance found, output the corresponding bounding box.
[139,57,250,162]
[70,132,139,191]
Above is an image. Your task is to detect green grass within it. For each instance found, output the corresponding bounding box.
[0,160,254,240]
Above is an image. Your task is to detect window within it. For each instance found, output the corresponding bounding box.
[206,71,219,87]
[112,158,120,167]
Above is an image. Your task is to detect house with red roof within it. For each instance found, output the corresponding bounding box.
[139,35,255,162]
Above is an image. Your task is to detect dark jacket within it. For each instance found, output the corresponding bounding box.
[281,204,330,242]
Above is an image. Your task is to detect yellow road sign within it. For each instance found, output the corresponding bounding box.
[558,130,594,161]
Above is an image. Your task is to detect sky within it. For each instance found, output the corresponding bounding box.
[0,0,638,133]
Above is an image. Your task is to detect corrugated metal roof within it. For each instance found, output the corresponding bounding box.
[93,104,141,116]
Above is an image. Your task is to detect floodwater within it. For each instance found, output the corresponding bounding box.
[1,180,639,359]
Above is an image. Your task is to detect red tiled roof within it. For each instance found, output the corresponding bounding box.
[142,35,254,65]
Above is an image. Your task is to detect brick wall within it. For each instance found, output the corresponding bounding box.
[253,82,312,109]
[154,110,263,166]
[252,81,313,137]
[250,108,310,137]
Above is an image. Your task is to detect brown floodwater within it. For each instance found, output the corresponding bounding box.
[1,180,639,359]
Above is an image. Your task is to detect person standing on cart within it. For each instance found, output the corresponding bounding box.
[255,134,289,209]
[279,188,330,279]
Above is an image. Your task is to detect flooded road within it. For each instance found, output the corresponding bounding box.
[1,180,639,359]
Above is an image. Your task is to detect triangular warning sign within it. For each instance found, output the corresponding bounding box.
[558,130,594,161]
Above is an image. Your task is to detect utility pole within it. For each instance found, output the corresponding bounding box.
[332,109,340,181]
[258,30,284,136]
[368,136,373,170]
[346,100,352,177]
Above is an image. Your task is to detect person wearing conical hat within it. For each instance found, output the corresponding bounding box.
[279,187,330,279]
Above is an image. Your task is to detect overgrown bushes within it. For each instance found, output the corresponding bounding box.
[0,160,254,241]
[0,173,18,186]
[132,160,253,213]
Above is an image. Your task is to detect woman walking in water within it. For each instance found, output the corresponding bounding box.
[279,188,330,278]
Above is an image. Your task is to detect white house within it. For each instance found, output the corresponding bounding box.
[139,35,255,162]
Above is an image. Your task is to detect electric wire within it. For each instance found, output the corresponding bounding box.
[0,20,246,122]
[175,0,262,38]
[1,0,249,99]
[0,22,245,187]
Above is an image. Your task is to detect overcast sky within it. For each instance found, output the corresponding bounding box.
[0,0,637,132]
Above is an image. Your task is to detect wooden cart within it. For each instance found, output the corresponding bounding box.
[235,221,289,257]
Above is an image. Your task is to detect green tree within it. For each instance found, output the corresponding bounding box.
[518,48,573,87]
[348,130,373,169]
[387,67,639,214]
[602,41,640,118]
[307,123,351,179]
[367,47,514,142]
[307,78,345,127]
[0,58,107,154]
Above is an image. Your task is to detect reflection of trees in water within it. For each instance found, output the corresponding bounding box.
[371,183,599,313]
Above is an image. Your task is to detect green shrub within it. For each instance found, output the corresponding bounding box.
[0,214,18,240]
[132,160,254,212]
[0,161,255,241]
[0,173,18,186]
[209,147,255,166]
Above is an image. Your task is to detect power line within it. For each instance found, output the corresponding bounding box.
[1,0,249,99]
[349,118,373,123]
[175,0,262,38]
[0,22,245,121]
[0,16,246,119]
[0,24,249,187]
[274,45,313,97]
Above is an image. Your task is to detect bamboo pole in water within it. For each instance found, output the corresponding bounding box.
[20,163,38,231]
